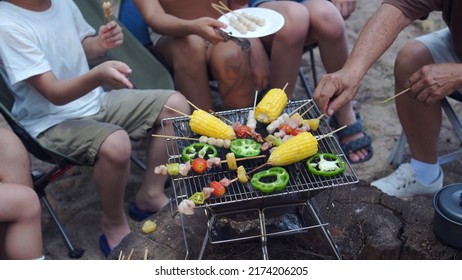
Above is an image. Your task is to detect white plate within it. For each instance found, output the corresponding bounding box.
[218,7,284,38]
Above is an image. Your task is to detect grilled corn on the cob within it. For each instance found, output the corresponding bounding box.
[255,88,288,124]
[268,132,318,166]
[189,109,236,140]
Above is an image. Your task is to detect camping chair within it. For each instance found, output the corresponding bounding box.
[298,44,319,99]
[388,92,462,166]
[0,0,174,259]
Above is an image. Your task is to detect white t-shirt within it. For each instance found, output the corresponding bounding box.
[0,0,104,137]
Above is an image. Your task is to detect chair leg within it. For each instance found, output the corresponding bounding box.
[33,166,84,259]
[299,46,318,99]
[387,132,407,167]
[388,97,462,166]
[439,98,462,165]
[131,152,146,171]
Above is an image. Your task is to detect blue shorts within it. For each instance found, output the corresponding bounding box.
[248,0,304,7]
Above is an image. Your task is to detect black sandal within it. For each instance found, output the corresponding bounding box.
[329,112,373,164]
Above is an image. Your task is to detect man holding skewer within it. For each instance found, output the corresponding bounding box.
[312,0,462,199]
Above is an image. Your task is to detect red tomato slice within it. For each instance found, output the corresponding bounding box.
[191,158,207,174]
[291,129,303,136]
[210,181,225,196]
[278,123,293,135]
[235,125,252,138]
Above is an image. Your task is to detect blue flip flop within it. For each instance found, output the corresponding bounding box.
[128,202,155,221]
[99,234,112,258]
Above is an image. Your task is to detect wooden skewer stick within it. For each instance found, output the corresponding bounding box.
[253,90,259,108]
[381,88,411,104]
[290,99,312,117]
[316,125,347,141]
[127,248,134,260]
[164,105,190,117]
[299,104,315,118]
[208,109,233,125]
[118,250,123,260]
[282,82,289,91]
[211,3,229,16]
[144,248,148,260]
[186,100,200,111]
[317,113,326,120]
[151,134,199,141]
[221,154,266,163]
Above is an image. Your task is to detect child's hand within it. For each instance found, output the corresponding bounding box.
[98,21,124,49]
[96,61,133,89]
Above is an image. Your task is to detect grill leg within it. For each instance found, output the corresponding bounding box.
[307,197,342,260]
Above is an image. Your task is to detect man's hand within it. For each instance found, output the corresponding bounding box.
[98,21,124,49]
[408,63,462,104]
[331,0,357,20]
[312,69,361,116]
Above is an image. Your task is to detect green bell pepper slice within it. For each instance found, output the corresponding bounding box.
[306,153,346,176]
[250,167,289,193]
[189,191,205,205]
[230,139,261,157]
[181,143,218,162]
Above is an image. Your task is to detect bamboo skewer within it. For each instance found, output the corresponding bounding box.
[151,134,199,141]
[208,109,234,125]
[299,104,315,118]
[381,88,411,103]
[164,105,190,117]
[127,248,134,260]
[186,100,200,111]
[253,90,259,108]
[282,82,289,91]
[290,100,312,117]
[144,248,148,260]
[316,125,347,141]
[221,154,266,163]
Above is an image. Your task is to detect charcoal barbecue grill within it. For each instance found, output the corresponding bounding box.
[160,99,359,259]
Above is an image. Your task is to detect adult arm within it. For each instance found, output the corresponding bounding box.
[313,3,412,115]
[133,0,226,44]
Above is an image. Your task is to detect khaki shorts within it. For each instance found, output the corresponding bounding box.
[37,89,174,165]
[416,27,462,95]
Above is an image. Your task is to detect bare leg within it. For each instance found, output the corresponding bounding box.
[259,1,310,98]
[0,128,42,260]
[135,93,191,212]
[395,40,440,164]
[209,42,255,109]
[1,184,42,260]
[93,130,132,249]
[304,0,369,162]
[157,35,214,111]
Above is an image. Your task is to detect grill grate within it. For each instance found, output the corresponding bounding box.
[161,100,359,209]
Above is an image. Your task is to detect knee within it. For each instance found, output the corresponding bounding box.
[17,187,41,220]
[163,92,191,118]
[98,130,131,166]
[171,36,207,71]
[310,2,346,39]
[278,6,310,44]
[395,40,428,79]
